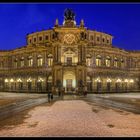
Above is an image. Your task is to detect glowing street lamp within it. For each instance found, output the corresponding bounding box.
[37,78,44,82]
[124,79,128,83]
[17,78,22,82]
[27,78,32,82]
[10,79,14,82]
[95,78,101,82]
[116,78,121,83]
[107,78,112,83]
[4,79,8,83]
[130,79,134,83]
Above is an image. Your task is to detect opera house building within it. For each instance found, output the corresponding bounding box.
[0,9,140,94]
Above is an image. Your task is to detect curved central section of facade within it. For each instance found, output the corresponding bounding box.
[0,9,140,93]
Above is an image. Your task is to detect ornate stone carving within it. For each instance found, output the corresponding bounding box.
[63,34,76,45]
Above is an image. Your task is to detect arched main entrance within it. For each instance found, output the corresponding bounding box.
[63,71,76,93]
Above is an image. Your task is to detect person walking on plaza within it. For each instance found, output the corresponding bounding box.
[84,86,87,97]
[48,92,51,103]
[61,87,65,99]
[58,89,61,97]
[51,92,53,100]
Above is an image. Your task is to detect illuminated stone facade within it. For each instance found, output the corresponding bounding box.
[0,9,140,93]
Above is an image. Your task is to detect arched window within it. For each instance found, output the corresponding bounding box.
[114,57,118,67]
[105,56,111,67]
[20,57,24,67]
[48,54,53,66]
[28,56,33,67]
[37,55,43,66]
[96,55,101,66]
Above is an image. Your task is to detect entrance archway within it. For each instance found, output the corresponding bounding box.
[63,71,76,93]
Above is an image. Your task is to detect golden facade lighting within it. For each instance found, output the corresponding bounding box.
[116,79,121,83]
[107,78,112,82]
[10,79,14,82]
[130,79,134,83]
[4,79,8,83]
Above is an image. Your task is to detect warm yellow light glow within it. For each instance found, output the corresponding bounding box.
[72,80,76,88]
[27,78,32,82]
[37,78,44,82]
[17,79,22,82]
[130,79,134,83]
[5,79,8,83]
[63,80,66,87]
[124,79,128,83]
[10,79,14,82]
[95,78,101,82]
[107,78,112,82]
[116,79,121,83]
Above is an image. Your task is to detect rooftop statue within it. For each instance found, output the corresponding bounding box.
[64,8,75,21]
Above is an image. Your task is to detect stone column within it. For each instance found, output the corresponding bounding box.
[58,46,61,63]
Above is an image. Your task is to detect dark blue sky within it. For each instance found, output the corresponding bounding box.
[0,3,140,51]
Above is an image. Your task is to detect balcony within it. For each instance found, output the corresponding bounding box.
[62,63,77,66]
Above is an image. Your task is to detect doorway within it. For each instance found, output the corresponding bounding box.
[63,71,76,93]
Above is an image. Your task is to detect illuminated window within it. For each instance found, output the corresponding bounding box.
[96,55,101,66]
[28,56,33,67]
[86,57,91,66]
[105,56,111,67]
[20,57,24,67]
[48,54,53,66]
[37,55,43,66]
[114,57,118,67]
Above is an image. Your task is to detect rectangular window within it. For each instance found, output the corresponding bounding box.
[48,58,53,66]
[39,36,42,41]
[21,60,24,67]
[14,61,18,68]
[34,38,36,42]
[97,37,100,42]
[45,35,48,40]
[29,59,33,67]
[29,39,32,44]
[37,58,43,66]
[96,59,101,66]
[67,57,72,65]
[114,61,118,67]
[90,35,93,40]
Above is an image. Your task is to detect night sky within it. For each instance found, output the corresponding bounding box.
[0,3,140,51]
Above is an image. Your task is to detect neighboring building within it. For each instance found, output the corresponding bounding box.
[0,9,140,93]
